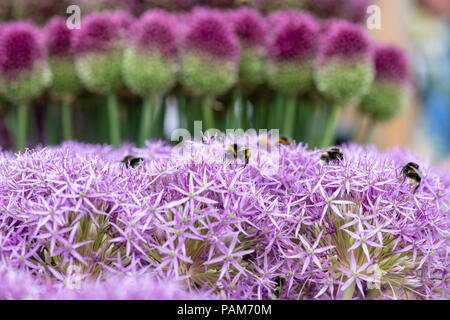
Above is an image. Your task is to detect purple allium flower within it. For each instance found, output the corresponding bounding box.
[73,11,129,94]
[182,8,239,62]
[48,273,212,300]
[344,0,374,24]
[45,17,73,57]
[130,10,178,58]
[371,44,411,84]
[180,8,239,96]
[230,7,268,88]
[0,137,448,300]
[0,21,50,102]
[318,20,371,63]
[230,7,267,48]
[0,265,51,299]
[0,22,45,78]
[266,11,320,95]
[315,20,374,101]
[110,10,135,34]
[72,12,121,54]
[123,9,178,95]
[267,11,319,62]
[45,16,81,96]
[358,44,412,121]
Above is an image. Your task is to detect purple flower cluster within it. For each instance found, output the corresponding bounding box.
[372,44,411,84]
[181,8,239,62]
[130,9,178,58]
[230,7,267,48]
[0,138,448,300]
[0,22,45,78]
[267,10,319,62]
[72,11,129,54]
[317,20,372,64]
[45,17,74,57]
[306,0,374,23]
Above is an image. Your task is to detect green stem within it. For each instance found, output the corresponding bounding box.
[283,95,297,137]
[107,94,121,148]
[61,99,73,141]
[363,118,376,145]
[321,106,340,147]
[341,280,356,300]
[46,102,59,145]
[139,95,156,147]
[239,89,248,131]
[201,96,214,130]
[16,101,28,151]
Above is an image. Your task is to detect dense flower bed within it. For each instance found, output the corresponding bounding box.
[0,137,448,299]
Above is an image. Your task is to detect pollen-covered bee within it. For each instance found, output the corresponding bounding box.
[226,144,250,166]
[320,147,344,165]
[277,136,294,147]
[271,275,286,299]
[401,162,423,194]
[121,155,143,169]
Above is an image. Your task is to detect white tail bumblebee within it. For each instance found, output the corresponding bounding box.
[270,275,286,299]
[320,147,344,165]
[121,155,144,169]
[401,162,422,194]
[226,143,250,166]
[277,136,294,147]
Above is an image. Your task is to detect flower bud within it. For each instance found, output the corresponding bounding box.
[359,44,411,121]
[266,11,320,96]
[180,8,239,97]
[45,17,81,96]
[230,8,267,89]
[73,12,129,95]
[315,20,374,103]
[0,22,51,103]
[122,10,178,96]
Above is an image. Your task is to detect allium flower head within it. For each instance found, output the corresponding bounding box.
[315,20,374,102]
[359,44,412,121]
[45,17,73,57]
[73,11,127,94]
[123,9,178,96]
[180,8,239,96]
[45,17,81,96]
[266,11,320,96]
[1,136,448,300]
[344,0,374,24]
[0,22,45,77]
[230,7,267,89]
[110,10,135,34]
[72,12,121,54]
[0,21,50,102]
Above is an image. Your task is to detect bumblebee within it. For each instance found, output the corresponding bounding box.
[401,162,422,194]
[277,136,294,147]
[121,155,144,169]
[226,144,250,166]
[271,275,286,299]
[320,147,344,165]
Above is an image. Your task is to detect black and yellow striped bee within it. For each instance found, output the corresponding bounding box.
[277,136,294,147]
[226,144,250,166]
[401,162,423,194]
[320,147,344,165]
[271,275,286,299]
[121,155,144,169]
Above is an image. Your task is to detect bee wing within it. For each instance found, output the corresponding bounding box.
[410,166,423,179]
